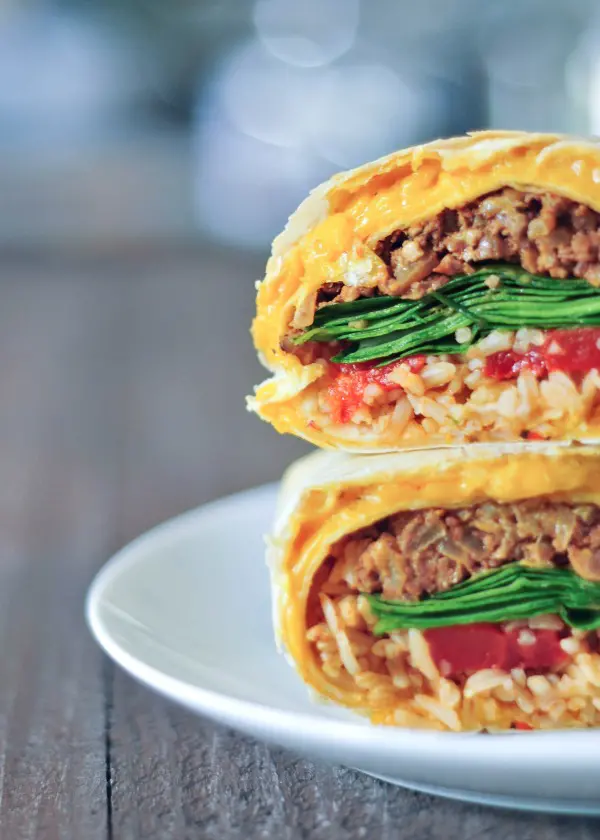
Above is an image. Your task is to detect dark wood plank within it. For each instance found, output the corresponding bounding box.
[106,248,600,839]
[0,264,125,839]
[110,687,600,840]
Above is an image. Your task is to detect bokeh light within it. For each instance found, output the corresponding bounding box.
[193,33,433,247]
[217,40,319,148]
[253,0,359,68]
[305,62,419,168]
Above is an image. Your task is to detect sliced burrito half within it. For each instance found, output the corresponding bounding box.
[269,443,600,730]
[250,131,600,451]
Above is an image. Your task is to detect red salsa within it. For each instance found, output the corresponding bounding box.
[326,356,426,424]
[484,328,600,381]
[424,622,568,679]
[325,328,600,423]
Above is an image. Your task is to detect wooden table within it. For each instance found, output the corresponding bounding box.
[2,244,597,839]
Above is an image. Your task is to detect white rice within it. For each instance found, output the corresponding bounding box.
[302,330,600,444]
[306,590,600,731]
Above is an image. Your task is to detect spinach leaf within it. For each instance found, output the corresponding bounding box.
[296,265,600,364]
[367,565,600,634]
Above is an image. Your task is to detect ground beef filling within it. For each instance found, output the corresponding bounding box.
[327,500,600,602]
[317,188,600,307]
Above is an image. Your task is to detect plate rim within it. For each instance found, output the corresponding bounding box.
[86,482,600,772]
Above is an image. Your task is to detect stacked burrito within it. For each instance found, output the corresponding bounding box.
[248,131,600,731]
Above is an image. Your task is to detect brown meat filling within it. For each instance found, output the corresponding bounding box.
[329,500,600,601]
[318,188,600,307]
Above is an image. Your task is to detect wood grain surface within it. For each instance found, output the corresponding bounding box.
[1,246,598,839]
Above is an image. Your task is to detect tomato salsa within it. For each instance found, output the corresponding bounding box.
[326,356,425,424]
[484,328,600,381]
[424,623,568,679]
[325,328,600,423]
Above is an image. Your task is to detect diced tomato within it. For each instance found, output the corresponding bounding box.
[483,349,547,380]
[513,721,534,731]
[484,327,600,381]
[504,628,569,671]
[525,431,545,441]
[425,624,508,675]
[326,356,426,423]
[424,623,568,679]
[542,328,600,373]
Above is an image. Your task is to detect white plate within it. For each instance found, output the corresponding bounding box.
[86,484,600,815]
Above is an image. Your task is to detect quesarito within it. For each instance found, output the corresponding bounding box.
[250,131,600,451]
[270,444,600,730]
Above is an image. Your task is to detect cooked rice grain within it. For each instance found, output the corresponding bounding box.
[303,330,600,443]
[307,591,600,730]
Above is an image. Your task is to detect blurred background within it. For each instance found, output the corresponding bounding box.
[4,0,600,251]
[4,0,600,524]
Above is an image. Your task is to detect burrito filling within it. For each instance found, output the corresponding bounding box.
[289,189,600,439]
[307,499,600,728]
